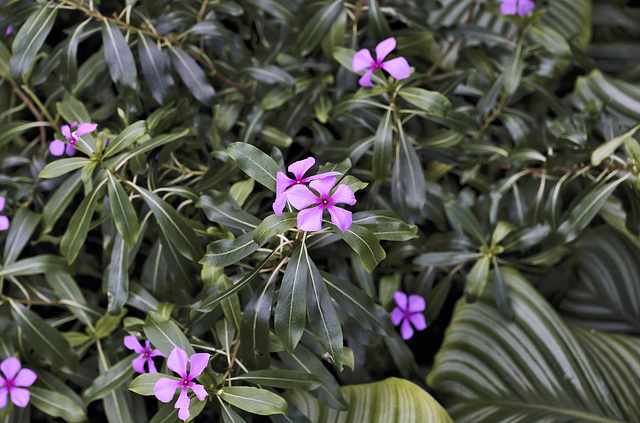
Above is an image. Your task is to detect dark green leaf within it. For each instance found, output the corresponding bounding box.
[275,243,308,353]
[107,172,139,246]
[101,20,138,93]
[504,37,524,95]
[253,213,298,245]
[591,124,640,166]
[227,142,282,192]
[104,120,149,158]
[220,386,288,416]
[106,232,131,315]
[394,126,426,211]
[398,88,452,117]
[3,208,40,265]
[201,232,259,267]
[138,34,175,104]
[39,158,93,179]
[144,312,195,357]
[129,373,166,396]
[42,170,82,234]
[45,271,97,328]
[373,109,394,181]
[333,224,386,273]
[0,255,70,277]
[445,201,487,246]
[30,387,87,423]
[83,355,135,403]
[368,0,392,41]
[234,370,321,390]
[297,0,345,56]
[168,45,215,105]
[241,278,276,369]
[466,255,491,300]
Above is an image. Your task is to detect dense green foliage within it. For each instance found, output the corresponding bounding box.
[1,0,640,421]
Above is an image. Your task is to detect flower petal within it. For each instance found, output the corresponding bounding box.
[407,294,426,313]
[328,184,356,205]
[304,171,342,182]
[1,357,21,380]
[276,172,295,196]
[65,143,76,156]
[131,355,147,374]
[326,205,352,232]
[75,122,97,136]
[288,157,315,181]
[286,185,321,210]
[153,378,181,403]
[272,191,288,216]
[500,0,517,15]
[14,368,36,387]
[0,387,7,408]
[0,216,8,231]
[400,318,414,340]
[60,125,72,141]
[167,347,188,378]
[390,308,404,326]
[0,196,4,211]
[358,68,375,87]
[393,291,408,310]
[518,0,534,16]
[297,205,324,232]
[187,353,210,380]
[308,177,337,199]
[352,49,375,72]
[190,383,208,401]
[147,358,158,374]
[175,387,190,412]
[381,57,411,81]
[178,404,191,422]
[375,37,396,63]
[49,139,66,156]
[150,349,164,357]
[10,387,30,408]
[409,312,427,331]
[124,334,144,354]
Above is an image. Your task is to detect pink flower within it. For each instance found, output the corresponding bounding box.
[0,197,8,231]
[153,347,210,421]
[273,157,340,216]
[286,177,356,232]
[390,291,426,340]
[49,122,97,157]
[0,357,37,408]
[352,37,411,87]
[124,335,163,374]
[500,0,534,17]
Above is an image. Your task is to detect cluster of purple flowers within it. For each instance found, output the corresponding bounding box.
[49,121,97,157]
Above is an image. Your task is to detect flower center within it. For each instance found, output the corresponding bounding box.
[321,198,329,206]
[373,60,383,70]
[69,131,79,145]
[4,378,14,390]
[143,350,151,359]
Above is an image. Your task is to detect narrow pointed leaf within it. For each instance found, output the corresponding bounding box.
[138,34,175,104]
[107,172,139,246]
[168,45,215,105]
[39,158,93,179]
[30,387,87,423]
[201,232,259,267]
[220,386,288,416]
[275,244,308,353]
[227,142,282,192]
[101,20,138,93]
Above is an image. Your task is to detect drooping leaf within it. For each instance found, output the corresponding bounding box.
[275,244,308,353]
[39,158,93,179]
[2,208,40,265]
[83,355,135,403]
[240,278,276,369]
[373,109,394,182]
[138,34,175,104]
[168,44,215,105]
[101,20,138,93]
[297,0,345,56]
[106,232,131,315]
[107,172,139,246]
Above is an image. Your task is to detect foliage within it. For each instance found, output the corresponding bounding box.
[0,0,639,422]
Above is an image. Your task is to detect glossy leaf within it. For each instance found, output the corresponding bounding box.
[275,244,308,353]
[101,20,138,93]
[394,126,426,211]
[240,278,276,369]
[106,232,131,315]
[234,370,321,390]
[227,142,282,192]
[39,158,93,179]
[201,232,259,267]
[30,387,87,423]
[398,88,451,117]
[333,224,386,273]
[220,386,288,416]
[42,170,82,234]
[297,0,345,56]
[373,109,394,182]
[144,312,195,357]
[253,212,298,245]
[107,172,139,246]
[83,355,135,403]
[138,34,175,104]
[0,255,69,277]
[168,44,215,105]
[129,373,166,396]
[104,120,149,158]
[591,124,640,166]
[3,208,40,265]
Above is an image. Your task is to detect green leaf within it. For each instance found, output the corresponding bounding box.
[394,126,426,211]
[9,299,78,374]
[352,210,418,241]
[9,2,59,81]
[42,169,82,234]
[234,370,321,390]
[104,120,149,158]
[413,252,482,267]
[198,194,261,231]
[30,387,87,423]
[368,0,392,41]
[201,232,259,267]
[101,20,138,93]
[303,244,344,369]
[288,378,453,423]
[575,70,640,125]
[129,373,167,396]
[60,20,90,86]
[107,172,139,246]
[297,0,345,56]
[530,24,571,58]
[230,178,255,207]
[373,109,394,182]
[398,88,452,117]
[111,128,189,169]
[240,278,275,369]
[492,263,513,320]
[135,186,203,261]
[138,34,175,104]
[0,255,69,277]
[94,309,127,339]
[3,208,40,265]
[60,179,107,264]
[333,224,386,273]
[275,244,308,353]
[220,386,288,416]
[253,213,298,245]
[227,142,282,192]
[45,271,96,328]
[144,312,195,357]
[332,46,355,70]
[466,255,491,301]
[0,120,49,149]
[106,233,131,315]
[428,267,640,422]
[39,158,93,179]
[244,64,295,86]
[168,44,215,105]
[444,201,487,246]
[83,355,135,403]
[591,124,640,166]
[504,37,524,95]
[219,397,248,423]
[261,87,294,110]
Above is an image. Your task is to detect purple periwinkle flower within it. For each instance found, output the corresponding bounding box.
[5,26,11,36]
[49,122,97,157]
[390,291,427,340]
[0,357,37,409]
[153,347,210,421]
[273,157,340,216]
[0,197,8,231]
[286,177,356,232]
[124,335,163,374]
[352,37,411,87]
[500,0,534,17]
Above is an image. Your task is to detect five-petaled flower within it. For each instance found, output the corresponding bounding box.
[500,0,534,17]
[0,357,37,409]
[390,291,427,340]
[49,122,97,157]
[352,37,411,87]
[153,347,210,421]
[286,177,356,232]
[273,157,341,216]
[124,335,163,374]
[0,197,8,231]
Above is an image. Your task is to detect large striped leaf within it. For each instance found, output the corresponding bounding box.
[575,70,640,125]
[288,377,453,422]
[428,267,640,422]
